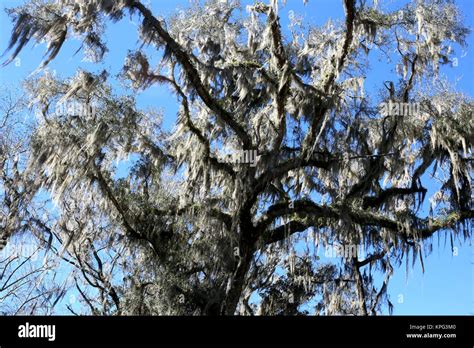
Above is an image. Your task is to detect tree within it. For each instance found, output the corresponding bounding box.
[0,0,472,315]
[0,89,63,314]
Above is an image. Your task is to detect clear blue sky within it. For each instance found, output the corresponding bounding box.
[0,0,472,315]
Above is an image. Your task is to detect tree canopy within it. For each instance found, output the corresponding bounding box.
[0,0,472,315]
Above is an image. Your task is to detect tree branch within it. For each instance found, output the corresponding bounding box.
[257,200,473,247]
[362,186,427,209]
[131,1,252,148]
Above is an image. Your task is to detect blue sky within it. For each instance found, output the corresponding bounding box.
[0,0,472,315]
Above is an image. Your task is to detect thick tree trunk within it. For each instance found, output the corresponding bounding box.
[221,247,254,315]
[221,212,256,315]
[353,259,368,316]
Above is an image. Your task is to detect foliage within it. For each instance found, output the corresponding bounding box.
[0,0,472,315]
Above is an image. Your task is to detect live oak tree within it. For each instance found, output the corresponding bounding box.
[0,0,472,315]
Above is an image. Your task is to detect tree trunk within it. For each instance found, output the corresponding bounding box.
[221,214,256,315]
[221,247,254,315]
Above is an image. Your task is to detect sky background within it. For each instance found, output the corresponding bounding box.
[0,0,472,315]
